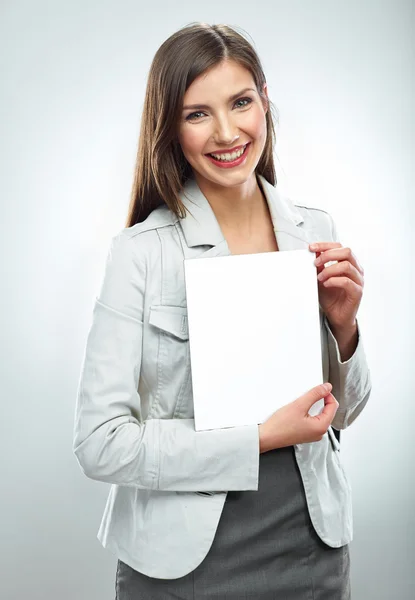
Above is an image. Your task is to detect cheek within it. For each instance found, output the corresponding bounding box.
[246,108,267,139]
[178,128,206,156]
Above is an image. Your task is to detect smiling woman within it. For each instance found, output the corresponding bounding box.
[177,62,268,186]
[125,23,278,225]
[73,20,371,600]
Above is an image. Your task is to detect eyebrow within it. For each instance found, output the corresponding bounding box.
[182,87,256,111]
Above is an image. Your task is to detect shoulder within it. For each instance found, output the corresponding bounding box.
[260,175,336,235]
[276,188,338,241]
[295,202,334,225]
[291,199,336,237]
[97,206,179,303]
[110,205,178,258]
[124,204,177,240]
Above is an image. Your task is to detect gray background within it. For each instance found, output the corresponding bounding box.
[1,1,414,598]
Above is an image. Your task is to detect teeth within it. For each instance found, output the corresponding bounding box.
[210,144,247,161]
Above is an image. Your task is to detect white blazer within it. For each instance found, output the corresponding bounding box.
[73,173,372,579]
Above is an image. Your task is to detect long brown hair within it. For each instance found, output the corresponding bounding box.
[125,22,279,227]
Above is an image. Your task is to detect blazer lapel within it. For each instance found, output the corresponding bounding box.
[257,175,318,251]
[178,173,318,257]
[178,176,230,259]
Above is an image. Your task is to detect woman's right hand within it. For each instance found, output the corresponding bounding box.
[258,383,339,453]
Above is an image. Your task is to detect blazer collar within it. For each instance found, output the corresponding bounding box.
[178,173,316,257]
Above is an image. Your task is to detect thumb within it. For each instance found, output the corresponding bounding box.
[296,383,333,414]
[316,392,339,426]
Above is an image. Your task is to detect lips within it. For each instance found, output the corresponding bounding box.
[206,142,249,157]
[205,142,251,169]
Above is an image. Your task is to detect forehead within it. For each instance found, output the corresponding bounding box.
[183,61,255,101]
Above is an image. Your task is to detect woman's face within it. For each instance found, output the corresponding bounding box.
[177,60,268,190]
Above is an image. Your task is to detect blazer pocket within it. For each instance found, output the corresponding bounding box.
[147,304,192,420]
[149,305,189,340]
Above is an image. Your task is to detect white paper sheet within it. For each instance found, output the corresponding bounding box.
[184,249,325,431]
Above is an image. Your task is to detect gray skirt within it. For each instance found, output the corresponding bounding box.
[115,446,351,599]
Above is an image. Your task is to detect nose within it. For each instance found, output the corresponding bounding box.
[212,115,240,147]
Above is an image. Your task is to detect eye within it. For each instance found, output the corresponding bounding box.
[234,97,252,109]
[185,111,205,122]
[185,97,253,122]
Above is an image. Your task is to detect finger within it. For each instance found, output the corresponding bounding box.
[314,247,364,275]
[312,246,342,276]
[309,242,342,252]
[314,251,333,275]
[321,276,362,296]
[317,261,364,287]
[313,393,339,426]
[297,383,332,413]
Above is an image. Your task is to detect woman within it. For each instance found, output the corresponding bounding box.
[73,22,371,599]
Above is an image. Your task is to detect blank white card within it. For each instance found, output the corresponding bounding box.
[184,249,324,432]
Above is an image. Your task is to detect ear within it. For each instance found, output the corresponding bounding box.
[262,83,269,114]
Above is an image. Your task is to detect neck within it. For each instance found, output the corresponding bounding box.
[194,172,268,237]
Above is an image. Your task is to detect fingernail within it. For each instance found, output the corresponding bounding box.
[324,383,332,391]
[310,244,317,250]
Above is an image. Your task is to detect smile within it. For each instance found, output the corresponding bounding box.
[205,143,251,169]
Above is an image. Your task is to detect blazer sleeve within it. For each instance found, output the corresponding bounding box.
[323,214,372,430]
[72,231,260,492]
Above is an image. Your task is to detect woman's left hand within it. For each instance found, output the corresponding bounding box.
[309,242,365,331]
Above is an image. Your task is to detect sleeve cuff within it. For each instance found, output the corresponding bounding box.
[153,419,260,492]
[324,316,362,366]
[324,315,371,421]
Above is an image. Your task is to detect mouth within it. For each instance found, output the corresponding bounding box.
[205,142,251,168]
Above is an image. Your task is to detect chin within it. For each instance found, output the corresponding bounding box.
[201,170,254,187]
